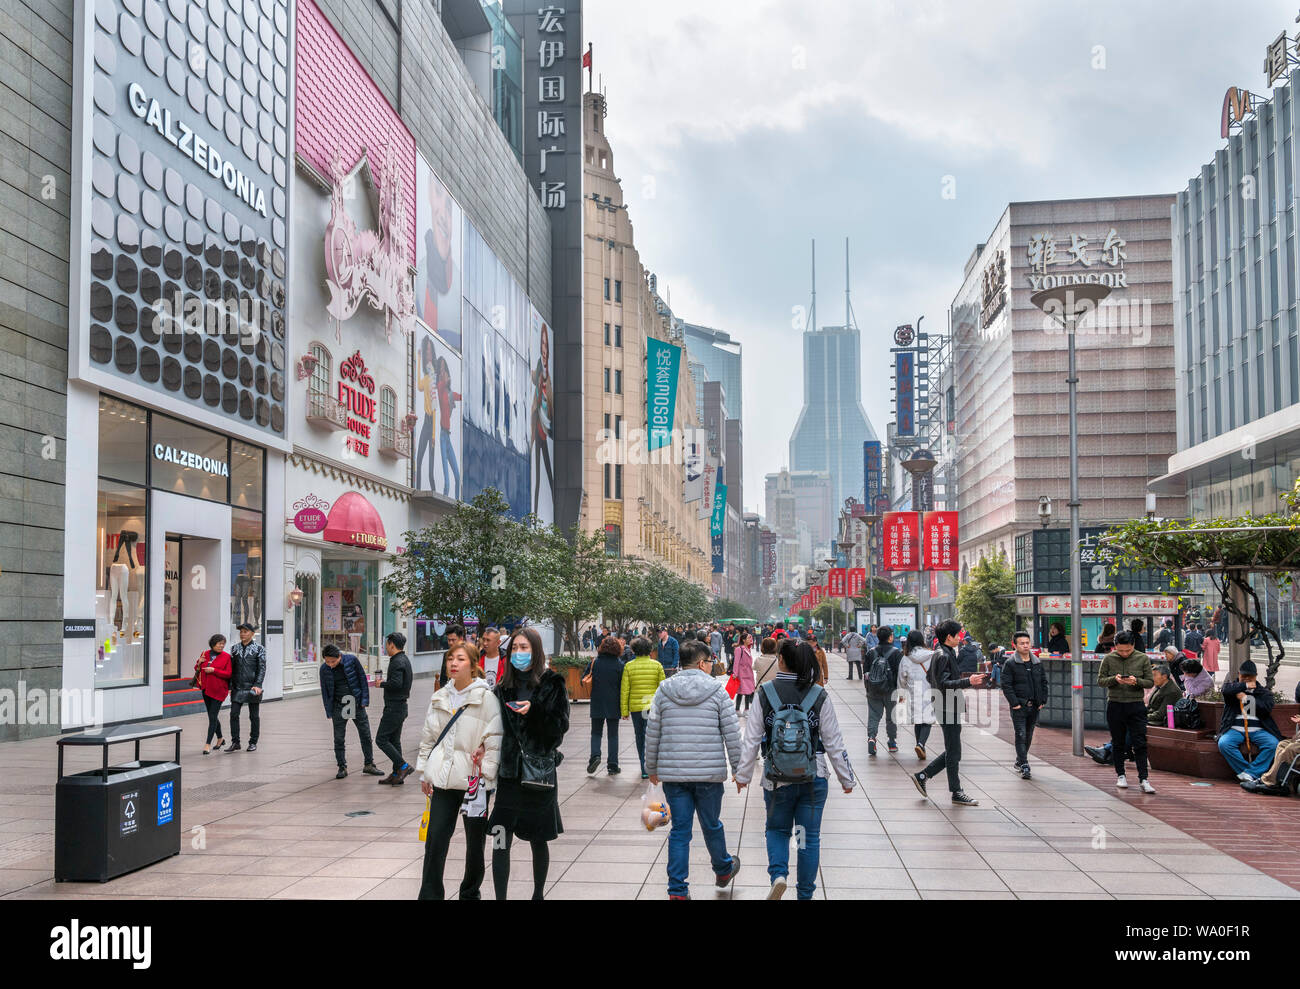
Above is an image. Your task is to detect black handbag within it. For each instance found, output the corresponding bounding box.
[519,748,558,792]
[1172,695,1202,730]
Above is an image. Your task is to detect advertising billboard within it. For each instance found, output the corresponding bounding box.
[882,511,920,571]
[413,324,462,500]
[415,154,463,352]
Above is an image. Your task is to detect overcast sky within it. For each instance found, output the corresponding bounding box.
[584,0,1298,514]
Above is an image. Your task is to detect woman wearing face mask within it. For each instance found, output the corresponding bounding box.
[489,627,569,900]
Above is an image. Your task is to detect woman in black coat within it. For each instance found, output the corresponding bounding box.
[490,626,569,900]
[584,635,626,776]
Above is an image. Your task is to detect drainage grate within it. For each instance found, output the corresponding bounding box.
[344,810,374,818]
[187,780,270,801]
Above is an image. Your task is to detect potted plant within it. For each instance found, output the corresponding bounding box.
[549,653,592,701]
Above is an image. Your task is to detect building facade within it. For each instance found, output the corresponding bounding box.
[951,196,1185,584]
[683,322,742,423]
[788,324,878,516]
[1157,60,1300,642]
[581,91,709,584]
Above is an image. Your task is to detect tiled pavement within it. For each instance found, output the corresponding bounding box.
[1,652,1297,900]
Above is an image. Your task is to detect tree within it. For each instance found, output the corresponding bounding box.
[535,526,613,659]
[713,598,755,621]
[382,489,549,628]
[955,552,1016,650]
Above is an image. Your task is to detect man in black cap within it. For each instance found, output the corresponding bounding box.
[1216,659,1282,782]
[228,622,266,752]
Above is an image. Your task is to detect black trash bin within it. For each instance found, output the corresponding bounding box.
[55,725,183,882]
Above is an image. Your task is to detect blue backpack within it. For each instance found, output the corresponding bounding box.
[760,681,824,784]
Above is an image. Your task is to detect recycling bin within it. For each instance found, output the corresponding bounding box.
[55,725,182,882]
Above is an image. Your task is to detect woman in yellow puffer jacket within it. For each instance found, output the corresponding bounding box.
[620,635,666,779]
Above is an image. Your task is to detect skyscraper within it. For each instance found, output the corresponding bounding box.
[788,324,878,519]
[683,323,743,422]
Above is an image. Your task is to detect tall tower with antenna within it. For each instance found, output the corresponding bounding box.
[787,238,879,552]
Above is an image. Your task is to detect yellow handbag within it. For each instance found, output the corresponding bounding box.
[418,796,431,841]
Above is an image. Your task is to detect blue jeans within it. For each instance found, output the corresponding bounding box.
[439,428,460,499]
[630,711,648,772]
[1218,727,1279,777]
[763,777,828,899]
[662,781,734,897]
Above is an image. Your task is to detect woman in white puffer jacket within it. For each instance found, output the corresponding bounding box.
[416,642,503,900]
[895,629,936,761]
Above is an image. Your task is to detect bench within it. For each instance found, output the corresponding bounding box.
[1145,725,1237,781]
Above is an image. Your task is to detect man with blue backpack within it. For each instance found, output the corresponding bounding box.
[736,639,856,900]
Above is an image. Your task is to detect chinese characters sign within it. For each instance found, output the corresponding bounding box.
[1123,596,1179,614]
[1024,228,1128,292]
[1038,596,1115,615]
[922,512,958,572]
[532,4,575,212]
[828,568,846,596]
[846,567,866,597]
[894,353,915,437]
[883,512,920,572]
[646,337,681,450]
[980,249,1007,328]
[337,351,377,457]
[864,441,883,505]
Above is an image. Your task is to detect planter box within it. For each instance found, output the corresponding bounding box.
[1146,725,1235,780]
[560,665,592,702]
[1198,700,1300,734]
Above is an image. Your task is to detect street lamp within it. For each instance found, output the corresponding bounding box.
[1038,495,1053,529]
[900,448,938,628]
[1031,282,1111,759]
[1145,490,1157,521]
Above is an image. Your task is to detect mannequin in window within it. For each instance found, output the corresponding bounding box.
[247,546,262,624]
[108,529,139,632]
[234,569,251,625]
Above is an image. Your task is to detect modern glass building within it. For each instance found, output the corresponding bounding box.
[1156,69,1300,642]
[683,323,743,422]
[481,1,524,162]
[788,325,878,517]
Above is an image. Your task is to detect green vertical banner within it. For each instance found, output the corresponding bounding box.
[646,336,681,450]
[711,482,727,536]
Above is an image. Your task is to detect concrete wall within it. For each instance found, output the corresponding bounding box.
[0,1,73,739]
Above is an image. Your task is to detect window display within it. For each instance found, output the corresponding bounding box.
[231,507,264,631]
[96,480,147,686]
[320,558,378,663]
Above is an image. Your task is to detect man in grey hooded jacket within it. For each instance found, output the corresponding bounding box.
[646,639,742,899]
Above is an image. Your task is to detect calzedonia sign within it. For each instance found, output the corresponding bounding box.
[153,444,229,477]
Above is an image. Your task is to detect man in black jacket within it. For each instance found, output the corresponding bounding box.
[864,626,902,755]
[913,620,988,805]
[1001,631,1048,780]
[228,623,266,752]
[375,632,415,785]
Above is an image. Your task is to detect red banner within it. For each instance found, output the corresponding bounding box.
[827,568,846,596]
[922,511,959,571]
[810,585,824,607]
[882,512,920,571]
[846,567,866,596]
[930,571,939,599]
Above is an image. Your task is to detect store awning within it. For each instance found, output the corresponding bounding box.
[322,491,388,552]
[294,552,321,579]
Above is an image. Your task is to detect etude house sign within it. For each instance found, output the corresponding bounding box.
[1025,229,1129,291]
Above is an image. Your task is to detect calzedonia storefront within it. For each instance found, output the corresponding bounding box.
[61,393,284,727]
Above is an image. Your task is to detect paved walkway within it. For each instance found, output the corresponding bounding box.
[1,652,1297,900]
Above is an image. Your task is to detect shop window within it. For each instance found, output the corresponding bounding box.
[309,342,331,396]
[98,395,147,484]
[415,616,449,654]
[150,412,230,503]
[321,558,380,666]
[292,573,319,665]
[231,507,263,633]
[96,479,148,687]
[230,440,263,511]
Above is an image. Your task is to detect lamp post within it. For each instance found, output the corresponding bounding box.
[901,448,937,631]
[1031,283,1110,758]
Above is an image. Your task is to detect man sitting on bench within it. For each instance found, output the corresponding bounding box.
[1216,660,1282,784]
[1242,681,1300,796]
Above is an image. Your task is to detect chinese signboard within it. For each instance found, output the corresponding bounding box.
[882,511,920,572]
[895,353,915,437]
[1024,228,1128,292]
[922,511,958,571]
[846,567,866,597]
[1038,595,1115,615]
[1016,596,1035,616]
[864,441,883,506]
[710,482,727,538]
[828,568,846,596]
[646,337,681,450]
[980,249,1007,328]
[1123,595,1180,614]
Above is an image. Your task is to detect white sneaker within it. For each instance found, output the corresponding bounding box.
[1236,771,1256,783]
[1115,775,1129,789]
[1140,779,1156,794]
[767,877,787,900]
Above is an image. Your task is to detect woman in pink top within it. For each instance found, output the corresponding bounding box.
[1200,629,1221,674]
[733,631,756,713]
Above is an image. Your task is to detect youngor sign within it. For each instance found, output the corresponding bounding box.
[646,337,681,451]
[894,354,915,437]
